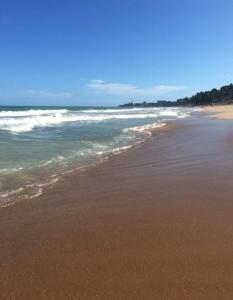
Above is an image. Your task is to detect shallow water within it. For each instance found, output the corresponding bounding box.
[0,105,194,205]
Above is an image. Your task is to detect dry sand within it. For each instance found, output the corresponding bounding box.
[1,110,233,299]
[203,104,233,119]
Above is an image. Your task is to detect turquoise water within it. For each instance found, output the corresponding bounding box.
[0,106,194,206]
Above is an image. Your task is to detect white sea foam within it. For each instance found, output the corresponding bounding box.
[0,167,24,174]
[27,187,43,199]
[0,109,68,117]
[84,108,148,113]
[0,106,194,207]
[0,109,184,133]
[123,122,166,134]
[159,110,178,116]
[0,187,24,198]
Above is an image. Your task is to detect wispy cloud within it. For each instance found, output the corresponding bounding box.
[24,89,73,99]
[87,80,186,97]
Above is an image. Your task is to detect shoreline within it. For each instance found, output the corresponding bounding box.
[0,122,167,209]
[1,108,233,299]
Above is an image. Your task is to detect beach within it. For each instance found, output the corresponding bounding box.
[203,104,233,119]
[1,107,233,299]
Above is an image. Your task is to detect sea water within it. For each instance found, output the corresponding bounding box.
[0,106,195,206]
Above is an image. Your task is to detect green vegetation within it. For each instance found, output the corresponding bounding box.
[120,84,233,107]
[177,83,233,106]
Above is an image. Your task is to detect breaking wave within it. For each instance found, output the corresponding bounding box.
[0,108,188,133]
[0,106,194,206]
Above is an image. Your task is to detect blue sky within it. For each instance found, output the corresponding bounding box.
[0,0,233,106]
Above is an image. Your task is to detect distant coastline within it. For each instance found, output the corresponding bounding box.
[120,83,233,108]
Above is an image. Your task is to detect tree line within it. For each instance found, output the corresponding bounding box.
[120,84,233,107]
[176,83,233,106]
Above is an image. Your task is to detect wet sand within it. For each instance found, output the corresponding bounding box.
[1,113,233,299]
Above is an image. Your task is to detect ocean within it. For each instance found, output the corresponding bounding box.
[0,105,195,206]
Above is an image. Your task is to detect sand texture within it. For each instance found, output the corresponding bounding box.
[1,113,233,299]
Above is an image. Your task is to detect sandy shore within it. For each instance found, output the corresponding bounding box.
[203,104,233,119]
[1,110,233,299]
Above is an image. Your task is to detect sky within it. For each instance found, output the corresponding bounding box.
[0,0,233,106]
